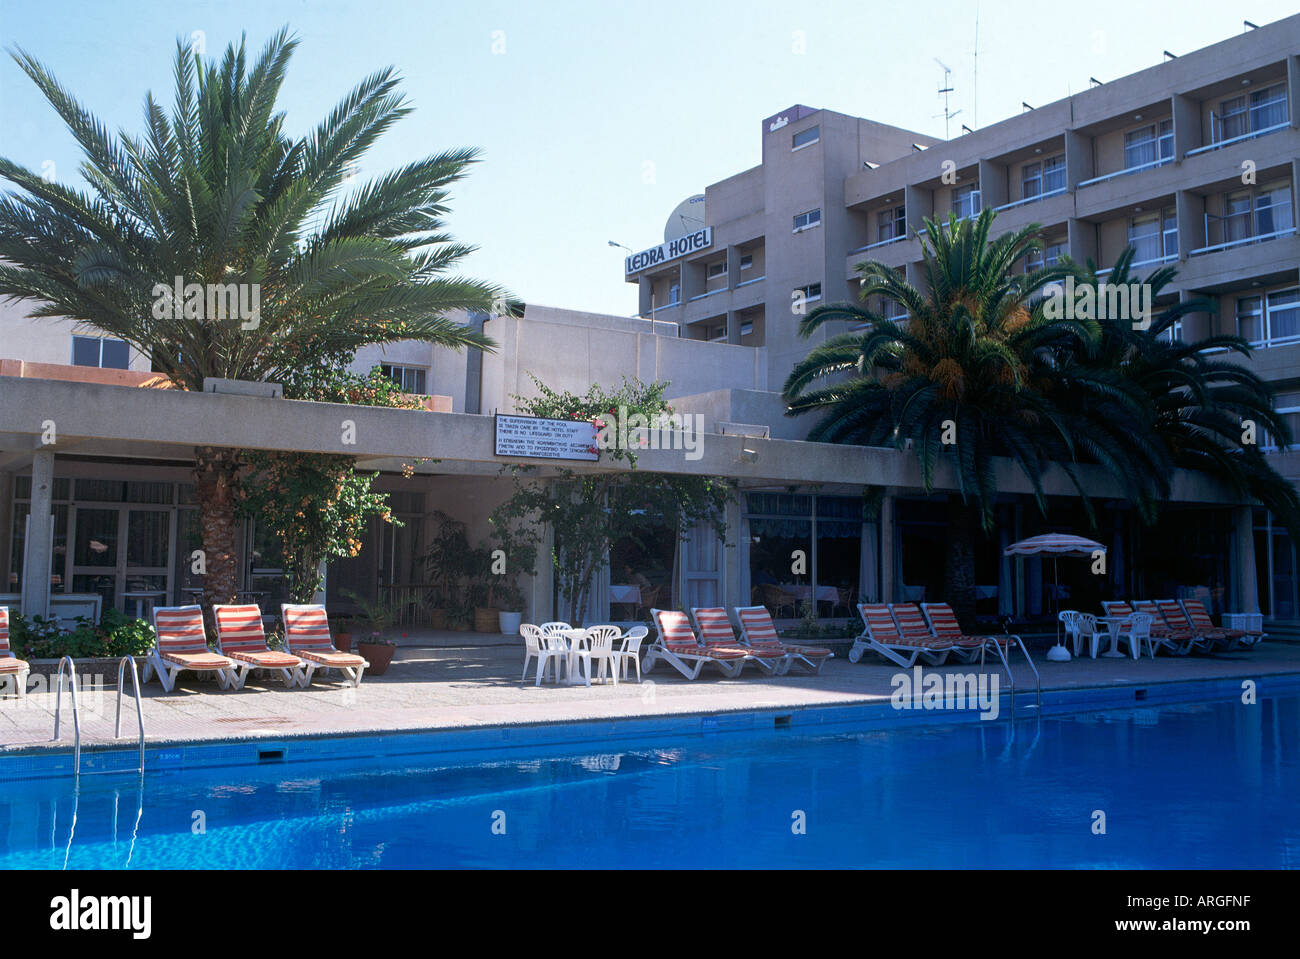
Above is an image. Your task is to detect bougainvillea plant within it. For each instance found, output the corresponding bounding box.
[239,366,421,603]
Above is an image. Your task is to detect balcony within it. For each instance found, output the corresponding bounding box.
[849,234,908,255]
[1076,156,1174,189]
[1185,121,1291,158]
[1190,226,1298,257]
[993,186,1067,213]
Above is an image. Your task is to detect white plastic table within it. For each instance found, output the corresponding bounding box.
[560,628,589,685]
[1096,615,1139,659]
[122,589,166,621]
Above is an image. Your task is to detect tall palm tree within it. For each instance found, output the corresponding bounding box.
[0,29,507,608]
[782,210,1168,625]
[1074,249,1300,540]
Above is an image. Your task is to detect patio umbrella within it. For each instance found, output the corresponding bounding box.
[1003,534,1107,661]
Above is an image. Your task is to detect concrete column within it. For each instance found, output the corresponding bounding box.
[904,184,932,236]
[1013,503,1026,618]
[1175,189,1200,261]
[0,471,12,591]
[311,560,327,605]
[879,491,896,604]
[1287,55,1300,132]
[1172,94,1201,158]
[1064,129,1093,187]
[638,278,653,318]
[21,449,54,619]
[1234,506,1259,614]
[723,495,743,609]
[726,309,741,345]
[977,158,1007,210]
[1067,218,1096,265]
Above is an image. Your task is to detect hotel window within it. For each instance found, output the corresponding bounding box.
[707,260,727,279]
[1123,119,1173,168]
[380,364,427,394]
[1044,240,1067,266]
[1222,84,1289,140]
[953,183,981,219]
[71,335,130,369]
[1022,162,1042,199]
[1261,393,1300,451]
[792,126,820,150]
[1254,183,1294,236]
[877,205,906,242]
[740,321,754,336]
[667,280,680,305]
[739,254,753,271]
[1042,155,1066,193]
[1128,214,1161,263]
[1162,209,1178,258]
[793,208,822,232]
[795,282,822,303]
[1238,289,1300,346]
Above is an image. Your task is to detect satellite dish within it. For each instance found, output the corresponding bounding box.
[664,194,706,242]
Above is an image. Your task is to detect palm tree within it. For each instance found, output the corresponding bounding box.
[1074,249,1300,540]
[0,29,507,608]
[782,210,1169,625]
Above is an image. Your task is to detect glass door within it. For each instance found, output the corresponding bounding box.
[123,508,171,607]
[69,506,173,612]
[71,507,120,610]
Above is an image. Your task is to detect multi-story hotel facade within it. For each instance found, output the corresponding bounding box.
[2,14,1298,631]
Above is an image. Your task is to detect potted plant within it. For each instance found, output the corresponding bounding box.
[333,616,355,653]
[485,506,539,636]
[342,590,399,675]
[423,511,472,630]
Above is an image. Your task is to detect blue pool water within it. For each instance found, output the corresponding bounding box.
[1,690,1298,868]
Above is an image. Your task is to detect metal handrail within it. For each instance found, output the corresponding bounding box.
[115,656,145,773]
[52,656,80,777]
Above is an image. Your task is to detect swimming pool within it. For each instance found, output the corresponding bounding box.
[1,685,1298,868]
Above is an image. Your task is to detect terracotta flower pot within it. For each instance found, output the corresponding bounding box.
[427,608,447,630]
[334,631,354,653]
[357,640,395,676]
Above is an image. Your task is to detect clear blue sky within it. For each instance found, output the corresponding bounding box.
[1,0,1296,316]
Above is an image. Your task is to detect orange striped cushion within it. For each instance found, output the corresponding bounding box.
[299,649,367,668]
[693,608,737,646]
[160,651,232,670]
[737,607,781,646]
[0,606,9,653]
[0,657,27,674]
[283,605,334,651]
[890,604,933,641]
[154,606,208,653]
[655,610,700,651]
[227,650,301,668]
[214,605,268,651]
[858,604,899,641]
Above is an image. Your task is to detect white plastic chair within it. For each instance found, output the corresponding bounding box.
[540,622,572,637]
[520,624,544,681]
[534,629,570,686]
[612,625,648,682]
[574,625,621,686]
[1059,610,1100,659]
[1128,611,1157,659]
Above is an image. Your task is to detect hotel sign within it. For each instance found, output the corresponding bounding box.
[494,414,599,462]
[624,227,713,276]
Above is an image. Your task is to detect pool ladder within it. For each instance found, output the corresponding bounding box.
[53,656,146,778]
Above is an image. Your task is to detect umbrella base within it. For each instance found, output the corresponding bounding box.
[1045,644,1072,662]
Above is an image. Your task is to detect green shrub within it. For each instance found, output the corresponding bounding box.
[9,609,155,659]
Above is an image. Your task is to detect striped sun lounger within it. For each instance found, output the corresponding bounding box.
[0,606,29,699]
[848,603,953,667]
[691,607,790,675]
[144,605,238,692]
[644,609,748,680]
[734,605,833,674]
[213,604,305,688]
[280,605,369,687]
[1181,598,1264,650]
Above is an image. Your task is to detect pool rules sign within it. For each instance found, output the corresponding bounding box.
[494,414,599,462]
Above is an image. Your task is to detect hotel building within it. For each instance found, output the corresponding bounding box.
[2,14,1298,632]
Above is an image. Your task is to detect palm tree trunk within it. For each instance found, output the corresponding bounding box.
[193,446,242,609]
[944,495,979,630]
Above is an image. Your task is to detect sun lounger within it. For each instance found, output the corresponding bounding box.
[1181,598,1264,649]
[734,605,833,674]
[280,604,369,687]
[213,604,305,688]
[893,602,981,662]
[0,607,29,699]
[1103,601,1191,656]
[143,605,238,692]
[691,607,790,675]
[921,601,1040,699]
[1152,598,1231,653]
[644,609,748,679]
[848,603,953,667]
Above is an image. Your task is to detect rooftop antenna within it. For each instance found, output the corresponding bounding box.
[933,58,961,140]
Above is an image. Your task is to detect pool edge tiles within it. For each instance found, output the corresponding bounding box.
[2,670,1299,782]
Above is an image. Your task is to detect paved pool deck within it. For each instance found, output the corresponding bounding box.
[3,631,1298,755]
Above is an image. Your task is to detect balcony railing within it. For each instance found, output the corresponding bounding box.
[1095,253,1177,277]
[1076,156,1173,189]
[849,234,908,255]
[1189,226,1297,257]
[689,287,725,302]
[736,274,766,288]
[1185,121,1291,158]
[993,186,1067,212]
